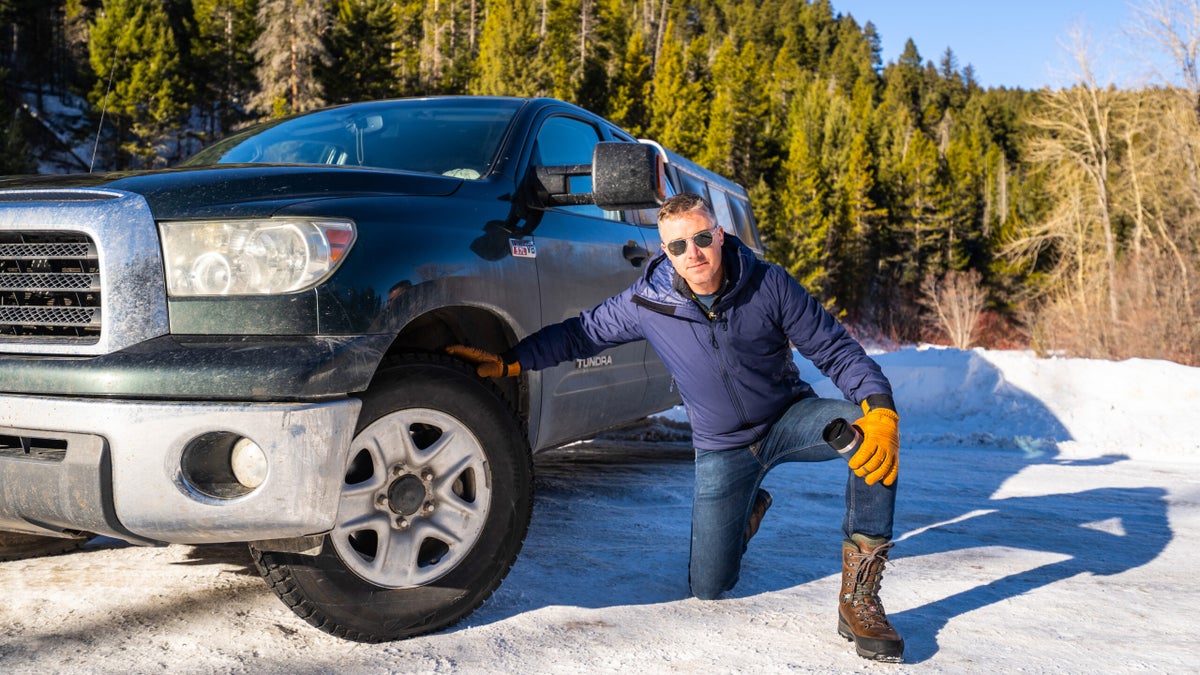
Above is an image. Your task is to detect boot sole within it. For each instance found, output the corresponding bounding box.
[837,615,904,663]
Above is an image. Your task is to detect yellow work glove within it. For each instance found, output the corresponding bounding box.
[445,345,522,378]
[849,400,899,486]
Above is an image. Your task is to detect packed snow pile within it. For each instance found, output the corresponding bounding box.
[803,347,1198,463]
[658,345,1198,461]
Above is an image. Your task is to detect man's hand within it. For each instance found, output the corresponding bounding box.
[849,400,899,486]
[445,345,521,378]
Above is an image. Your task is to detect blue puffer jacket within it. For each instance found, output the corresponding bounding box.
[512,235,893,450]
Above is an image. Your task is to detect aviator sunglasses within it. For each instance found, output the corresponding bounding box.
[664,227,718,256]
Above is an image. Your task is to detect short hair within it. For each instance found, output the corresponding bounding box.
[657,192,715,226]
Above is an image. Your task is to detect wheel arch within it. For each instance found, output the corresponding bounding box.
[380,305,528,430]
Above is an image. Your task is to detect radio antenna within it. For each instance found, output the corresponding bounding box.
[91,50,118,173]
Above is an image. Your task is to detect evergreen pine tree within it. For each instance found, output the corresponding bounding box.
[392,0,426,93]
[648,22,685,144]
[942,119,987,272]
[192,0,259,136]
[326,0,400,103]
[608,28,653,137]
[0,66,35,174]
[575,0,627,114]
[892,129,951,287]
[472,0,541,95]
[648,30,709,160]
[542,0,580,101]
[824,12,880,95]
[89,0,193,168]
[775,78,836,298]
[418,0,481,93]
[768,41,805,120]
[885,38,924,124]
[700,38,769,187]
[701,38,741,175]
[251,0,330,117]
[835,80,887,313]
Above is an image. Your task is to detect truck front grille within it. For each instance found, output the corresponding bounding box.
[0,232,101,340]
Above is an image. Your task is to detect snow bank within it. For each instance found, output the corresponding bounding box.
[658,347,1198,462]
[805,347,1199,463]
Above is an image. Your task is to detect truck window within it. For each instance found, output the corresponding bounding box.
[677,170,710,202]
[709,189,736,236]
[183,98,520,177]
[728,195,761,250]
[531,116,619,221]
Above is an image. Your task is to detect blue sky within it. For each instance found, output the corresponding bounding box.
[831,1,1150,89]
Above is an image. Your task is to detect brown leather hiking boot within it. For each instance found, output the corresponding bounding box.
[838,535,904,663]
[744,488,772,544]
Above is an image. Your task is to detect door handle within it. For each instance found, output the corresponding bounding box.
[623,241,650,267]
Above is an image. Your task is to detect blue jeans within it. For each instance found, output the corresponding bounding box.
[689,396,897,599]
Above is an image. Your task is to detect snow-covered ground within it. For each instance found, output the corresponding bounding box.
[1,347,1197,673]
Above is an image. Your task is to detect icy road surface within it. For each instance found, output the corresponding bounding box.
[0,435,1194,673]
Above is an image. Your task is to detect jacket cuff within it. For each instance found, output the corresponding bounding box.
[863,393,896,413]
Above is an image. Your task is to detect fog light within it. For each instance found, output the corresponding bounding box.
[180,432,266,499]
[231,438,268,489]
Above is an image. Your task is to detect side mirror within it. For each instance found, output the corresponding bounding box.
[531,141,667,209]
[532,162,592,207]
[592,142,667,210]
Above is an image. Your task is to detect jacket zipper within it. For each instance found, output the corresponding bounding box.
[707,317,750,426]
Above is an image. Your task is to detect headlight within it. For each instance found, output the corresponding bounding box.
[160,218,356,296]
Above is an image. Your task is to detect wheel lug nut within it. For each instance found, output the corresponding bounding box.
[395,517,409,530]
[423,501,435,514]
[421,469,434,481]
[375,494,387,506]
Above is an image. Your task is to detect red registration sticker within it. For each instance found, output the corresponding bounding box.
[509,238,537,258]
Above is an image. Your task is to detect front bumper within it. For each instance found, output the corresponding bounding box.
[0,393,360,544]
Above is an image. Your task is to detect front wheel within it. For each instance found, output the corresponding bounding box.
[251,354,533,642]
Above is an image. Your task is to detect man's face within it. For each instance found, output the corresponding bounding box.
[659,210,724,295]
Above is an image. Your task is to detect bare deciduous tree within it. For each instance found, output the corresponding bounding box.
[1026,26,1121,327]
[919,269,986,350]
[1128,0,1200,110]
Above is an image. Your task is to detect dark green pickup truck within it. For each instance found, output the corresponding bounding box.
[0,96,761,641]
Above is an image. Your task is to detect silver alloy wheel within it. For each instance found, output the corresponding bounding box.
[332,407,492,588]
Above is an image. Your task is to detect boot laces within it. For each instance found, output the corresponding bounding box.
[848,542,893,624]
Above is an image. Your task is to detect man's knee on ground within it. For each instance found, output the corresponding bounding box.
[689,574,736,600]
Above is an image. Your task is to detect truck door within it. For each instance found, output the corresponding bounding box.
[523,114,652,449]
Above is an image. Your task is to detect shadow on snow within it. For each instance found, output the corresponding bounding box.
[470,350,1172,664]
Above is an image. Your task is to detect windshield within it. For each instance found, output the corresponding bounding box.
[181,98,524,179]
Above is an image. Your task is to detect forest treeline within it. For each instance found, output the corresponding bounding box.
[2,0,1199,364]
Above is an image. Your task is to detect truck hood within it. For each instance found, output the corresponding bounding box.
[0,165,462,219]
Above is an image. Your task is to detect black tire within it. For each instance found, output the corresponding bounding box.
[250,354,533,642]
[0,531,93,561]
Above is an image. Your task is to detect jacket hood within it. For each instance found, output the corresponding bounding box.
[634,234,758,316]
